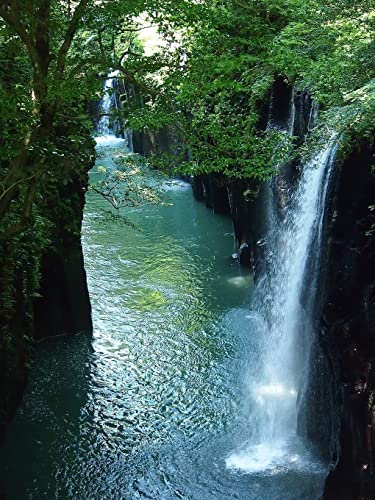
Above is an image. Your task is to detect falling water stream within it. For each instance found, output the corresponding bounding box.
[226,143,337,474]
[0,78,335,499]
[96,71,119,139]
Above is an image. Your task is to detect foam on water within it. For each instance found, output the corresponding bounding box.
[94,135,126,147]
[160,179,192,191]
[226,441,290,473]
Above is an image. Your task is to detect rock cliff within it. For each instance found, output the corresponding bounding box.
[0,143,93,442]
[321,144,375,499]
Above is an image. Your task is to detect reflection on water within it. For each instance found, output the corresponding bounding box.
[0,151,326,499]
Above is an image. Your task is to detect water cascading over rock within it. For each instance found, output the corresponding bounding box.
[95,71,128,148]
[226,141,337,472]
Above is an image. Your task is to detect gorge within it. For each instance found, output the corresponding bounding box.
[0,71,373,499]
[0,89,329,498]
[0,1,374,499]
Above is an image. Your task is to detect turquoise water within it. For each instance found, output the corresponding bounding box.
[0,143,326,499]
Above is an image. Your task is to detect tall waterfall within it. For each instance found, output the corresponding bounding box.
[227,142,337,472]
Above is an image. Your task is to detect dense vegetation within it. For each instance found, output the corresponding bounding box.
[0,0,373,235]
[121,0,374,175]
[0,0,167,429]
[0,0,373,432]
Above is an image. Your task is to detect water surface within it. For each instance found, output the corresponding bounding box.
[0,143,326,499]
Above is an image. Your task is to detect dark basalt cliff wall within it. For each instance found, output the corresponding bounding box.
[33,173,92,341]
[0,157,93,442]
[190,80,375,495]
[321,145,375,499]
[112,79,180,158]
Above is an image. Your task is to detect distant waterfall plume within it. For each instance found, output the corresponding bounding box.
[95,71,126,147]
[227,142,337,472]
[97,71,117,136]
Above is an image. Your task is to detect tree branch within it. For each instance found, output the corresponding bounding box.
[69,55,107,77]
[0,174,36,204]
[122,25,154,32]
[117,64,160,98]
[0,4,40,69]
[0,220,29,241]
[55,0,90,81]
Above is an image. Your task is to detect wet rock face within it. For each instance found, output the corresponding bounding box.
[191,173,267,267]
[322,145,375,499]
[271,85,315,215]
[33,249,92,339]
[0,160,93,443]
[268,76,294,130]
[192,174,231,215]
[113,78,180,157]
[132,126,178,158]
[33,172,93,340]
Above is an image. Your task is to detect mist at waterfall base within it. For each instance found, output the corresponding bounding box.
[0,79,334,499]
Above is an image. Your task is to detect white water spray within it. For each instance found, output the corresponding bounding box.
[95,71,126,147]
[227,142,337,473]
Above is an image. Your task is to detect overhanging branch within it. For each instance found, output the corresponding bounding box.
[0,4,40,69]
[55,0,90,81]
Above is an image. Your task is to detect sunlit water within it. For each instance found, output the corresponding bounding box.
[0,140,328,499]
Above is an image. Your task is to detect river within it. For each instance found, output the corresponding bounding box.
[0,131,329,498]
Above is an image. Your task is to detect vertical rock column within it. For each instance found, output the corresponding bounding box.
[33,169,93,339]
[322,145,375,499]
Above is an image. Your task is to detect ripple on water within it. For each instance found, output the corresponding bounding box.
[0,153,327,499]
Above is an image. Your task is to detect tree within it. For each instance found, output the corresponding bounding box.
[0,0,186,239]
[116,0,374,177]
[0,0,179,431]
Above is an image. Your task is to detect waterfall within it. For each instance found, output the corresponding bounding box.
[227,141,337,472]
[95,71,126,147]
[97,71,117,137]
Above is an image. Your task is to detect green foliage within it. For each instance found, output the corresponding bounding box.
[0,0,374,419]
[117,0,373,180]
[1,0,373,233]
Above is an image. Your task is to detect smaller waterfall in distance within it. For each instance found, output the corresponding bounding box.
[95,71,126,148]
[227,141,337,473]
